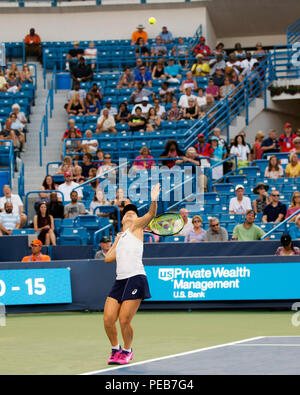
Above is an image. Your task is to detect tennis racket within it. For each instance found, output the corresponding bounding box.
[147,213,184,236]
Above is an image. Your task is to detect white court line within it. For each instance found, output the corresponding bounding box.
[80,336,264,375]
[234,344,300,347]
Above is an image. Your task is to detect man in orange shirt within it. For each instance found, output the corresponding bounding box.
[24,28,42,64]
[131,25,148,46]
[22,239,51,262]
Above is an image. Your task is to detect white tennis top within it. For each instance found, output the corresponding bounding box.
[115,228,146,280]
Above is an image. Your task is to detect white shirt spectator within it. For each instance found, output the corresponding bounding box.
[81,137,98,153]
[240,58,258,76]
[196,96,207,107]
[58,181,83,202]
[229,196,252,214]
[100,106,118,117]
[177,217,193,236]
[131,103,153,116]
[0,194,23,216]
[230,144,250,161]
[226,60,241,75]
[97,114,116,130]
[178,94,196,108]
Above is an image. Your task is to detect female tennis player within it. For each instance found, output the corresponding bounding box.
[103,183,161,365]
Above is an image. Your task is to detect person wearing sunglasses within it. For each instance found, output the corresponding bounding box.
[204,217,228,242]
[184,215,206,243]
[286,192,300,222]
[262,190,287,224]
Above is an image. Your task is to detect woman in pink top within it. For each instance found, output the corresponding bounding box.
[133,146,155,170]
[205,78,220,100]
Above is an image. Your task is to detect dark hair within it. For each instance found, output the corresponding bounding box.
[42,175,56,191]
[37,201,50,221]
[160,139,185,157]
[233,134,246,147]
[84,152,93,161]
[281,233,294,249]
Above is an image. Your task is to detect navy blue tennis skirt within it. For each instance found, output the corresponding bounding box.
[108,274,151,304]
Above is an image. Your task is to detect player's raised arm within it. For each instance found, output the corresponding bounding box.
[133,183,161,230]
[104,233,123,264]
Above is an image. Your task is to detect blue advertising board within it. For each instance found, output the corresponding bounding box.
[0,268,72,306]
[145,262,300,302]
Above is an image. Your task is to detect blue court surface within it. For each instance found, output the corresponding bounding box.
[82,337,300,375]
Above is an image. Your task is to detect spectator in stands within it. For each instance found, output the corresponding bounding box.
[252,182,270,214]
[20,63,33,83]
[286,192,300,222]
[232,210,266,241]
[253,42,267,61]
[109,188,131,228]
[84,93,99,116]
[66,92,85,117]
[225,53,242,76]
[178,87,196,109]
[205,78,220,100]
[213,68,225,88]
[33,202,56,246]
[0,202,20,235]
[0,69,8,92]
[70,56,93,88]
[185,215,206,242]
[0,185,26,228]
[116,102,131,124]
[204,217,228,242]
[229,184,252,215]
[12,104,28,134]
[67,81,86,103]
[290,215,300,239]
[212,42,226,58]
[151,36,167,58]
[131,24,148,46]
[209,55,226,76]
[89,83,102,105]
[151,58,166,80]
[210,136,226,179]
[0,118,17,148]
[160,139,185,169]
[21,239,51,262]
[37,175,58,210]
[240,52,258,77]
[100,101,118,119]
[87,168,99,190]
[89,189,109,216]
[285,152,300,178]
[159,26,173,44]
[183,98,198,120]
[264,155,284,179]
[96,108,117,135]
[230,69,242,86]
[65,41,84,71]
[135,38,150,62]
[291,137,300,155]
[64,190,86,219]
[167,99,182,121]
[230,134,250,168]
[58,172,83,202]
[24,28,42,64]
[194,134,213,160]
[279,123,297,153]
[233,43,246,58]
[6,72,21,93]
[84,41,97,70]
[65,129,81,158]
[133,146,155,171]
[181,146,201,168]
[146,108,161,132]
[171,37,189,68]
[134,64,152,88]
[132,96,153,117]
[177,208,193,237]
[62,119,82,141]
[153,98,166,119]
[191,54,210,77]
[80,153,96,179]
[80,130,98,155]
[219,76,235,100]
[180,71,198,93]
[164,58,182,81]
[7,113,26,152]
[117,67,135,89]
[198,94,216,119]
[194,37,211,58]
[260,129,280,155]
[130,81,154,104]
[159,81,175,103]
[96,153,117,180]
[95,236,112,259]
[275,234,300,256]
[55,155,74,176]
[48,192,64,219]
[196,87,207,107]
[72,165,85,184]
[252,130,265,161]
[262,190,287,223]
[128,107,146,132]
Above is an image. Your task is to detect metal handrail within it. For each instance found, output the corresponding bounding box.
[261,209,300,240]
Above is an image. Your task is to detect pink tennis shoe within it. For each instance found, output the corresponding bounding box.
[108,348,122,365]
[116,350,134,365]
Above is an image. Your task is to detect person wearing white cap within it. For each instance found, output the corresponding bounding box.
[229,184,252,215]
[131,96,153,116]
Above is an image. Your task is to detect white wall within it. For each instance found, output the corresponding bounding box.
[0,6,206,42]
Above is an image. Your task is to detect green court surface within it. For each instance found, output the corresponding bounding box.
[1,310,299,375]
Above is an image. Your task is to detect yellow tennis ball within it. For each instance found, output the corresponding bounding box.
[148,17,156,25]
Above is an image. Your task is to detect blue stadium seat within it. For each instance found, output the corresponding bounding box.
[58,227,89,245]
